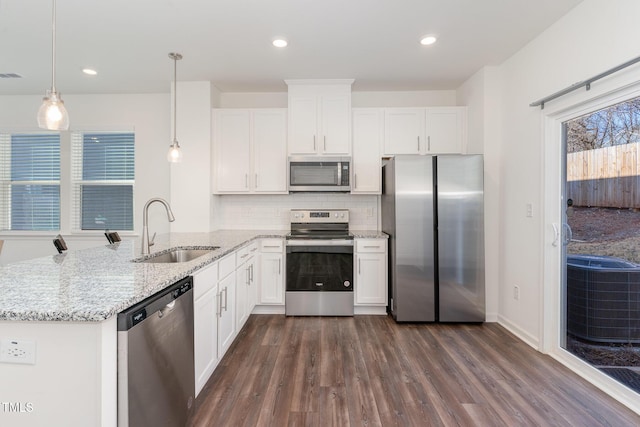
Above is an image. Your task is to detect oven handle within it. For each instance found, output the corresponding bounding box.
[286,245,353,254]
[286,239,354,246]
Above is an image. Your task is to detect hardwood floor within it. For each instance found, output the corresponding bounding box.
[190,315,640,426]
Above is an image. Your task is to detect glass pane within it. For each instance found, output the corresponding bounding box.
[11,184,60,230]
[81,185,133,230]
[82,133,134,180]
[563,96,640,395]
[11,134,60,181]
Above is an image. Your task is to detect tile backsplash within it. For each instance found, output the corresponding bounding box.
[212,194,379,230]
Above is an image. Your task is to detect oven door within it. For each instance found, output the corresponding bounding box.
[286,240,353,291]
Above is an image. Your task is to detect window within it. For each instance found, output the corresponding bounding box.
[0,133,61,231]
[71,132,134,231]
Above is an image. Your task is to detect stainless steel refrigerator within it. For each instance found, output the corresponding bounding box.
[382,155,485,322]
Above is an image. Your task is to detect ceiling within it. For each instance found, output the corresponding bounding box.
[0,0,582,95]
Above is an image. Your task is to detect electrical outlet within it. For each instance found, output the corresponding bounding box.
[513,286,520,300]
[366,207,374,218]
[0,339,36,365]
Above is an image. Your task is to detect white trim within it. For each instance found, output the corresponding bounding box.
[353,306,387,315]
[497,314,540,349]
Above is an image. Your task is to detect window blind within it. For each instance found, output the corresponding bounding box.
[71,132,134,231]
[0,133,61,231]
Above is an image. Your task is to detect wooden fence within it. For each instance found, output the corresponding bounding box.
[566,142,640,208]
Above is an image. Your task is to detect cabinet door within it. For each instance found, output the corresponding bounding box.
[259,252,284,304]
[194,286,218,396]
[383,108,425,155]
[352,109,382,194]
[288,96,318,154]
[236,264,249,330]
[218,273,236,355]
[252,109,287,192]
[321,95,351,155]
[247,256,258,312]
[355,253,387,305]
[426,107,465,154]
[214,110,251,192]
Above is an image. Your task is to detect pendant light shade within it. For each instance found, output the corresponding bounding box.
[167,52,183,163]
[38,0,69,130]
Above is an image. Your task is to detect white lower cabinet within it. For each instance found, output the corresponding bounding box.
[236,242,259,331]
[354,238,388,306]
[217,253,237,358]
[259,239,284,305]
[193,262,219,396]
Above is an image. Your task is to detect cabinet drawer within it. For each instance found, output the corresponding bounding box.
[193,262,218,300]
[356,239,387,253]
[236,246,250,265]
[247,242,259,256]
[219,253,237,279]
[261,239,284,252]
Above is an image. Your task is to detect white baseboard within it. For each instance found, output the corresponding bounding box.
[354,306,388,315]
[251,305,285,315]
[497,314,540,350]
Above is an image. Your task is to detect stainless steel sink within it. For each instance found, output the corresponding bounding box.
[134,246,219,263]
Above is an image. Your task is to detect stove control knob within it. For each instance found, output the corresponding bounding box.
[334,213,338,218]
[344,280,351,288]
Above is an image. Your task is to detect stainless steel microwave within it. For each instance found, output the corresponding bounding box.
[288,156,351,192]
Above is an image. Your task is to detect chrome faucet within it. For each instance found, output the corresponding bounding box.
[141,197,175,255]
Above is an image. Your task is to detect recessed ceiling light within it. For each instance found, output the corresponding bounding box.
[420,35,437,46]
[82,68,98,76]
[272,39,288,48]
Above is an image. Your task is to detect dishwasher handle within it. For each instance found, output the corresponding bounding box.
[117,276,193,331]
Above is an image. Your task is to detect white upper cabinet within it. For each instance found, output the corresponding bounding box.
[286,80,353,155]
[213,109,287,194]
[214,109,251,192]
[383,107,466,155]
[352,108,383,194]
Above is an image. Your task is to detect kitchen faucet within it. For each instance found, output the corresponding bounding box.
[141,198,175,255]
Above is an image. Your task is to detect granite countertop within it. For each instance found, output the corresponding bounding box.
[0,230,285,322]
[0,229,386,322]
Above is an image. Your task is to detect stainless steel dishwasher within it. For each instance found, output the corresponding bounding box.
[117,276,195,427]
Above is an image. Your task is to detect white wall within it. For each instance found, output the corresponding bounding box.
[456,67,502,322]
[470,0,640,346]
[0,93,170,264]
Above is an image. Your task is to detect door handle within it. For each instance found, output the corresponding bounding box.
[562,223,573,246]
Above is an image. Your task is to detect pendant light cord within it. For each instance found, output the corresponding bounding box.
[51,0,57,92]
[173,54,177,142]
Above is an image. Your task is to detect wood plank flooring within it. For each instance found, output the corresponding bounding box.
[190,315,640,426]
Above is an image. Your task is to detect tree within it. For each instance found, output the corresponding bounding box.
[566,97,640,153]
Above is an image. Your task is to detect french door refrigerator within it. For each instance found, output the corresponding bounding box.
[382,155,485,322]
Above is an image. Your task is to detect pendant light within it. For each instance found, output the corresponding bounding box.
[37,0,69,130]
[167,52,183,163]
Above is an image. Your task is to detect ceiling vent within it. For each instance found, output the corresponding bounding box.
[0,73,22,78]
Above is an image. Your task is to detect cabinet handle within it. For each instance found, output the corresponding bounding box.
[240,253,248,259]
[223,286,228,311]
[246,267,250,285]
[358,258,361,274]
[278,259,281,275]
[313,135,316,151]
[428,136,431,151]
[250,264,254,281]
[255,173,258,188]
[245,174,248,188]
[324,136,326,152]
[216,292,221,317]
[263,245,280,248]
[354,173,357,189]
[417,136,420,152]
[363,245,380,249]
